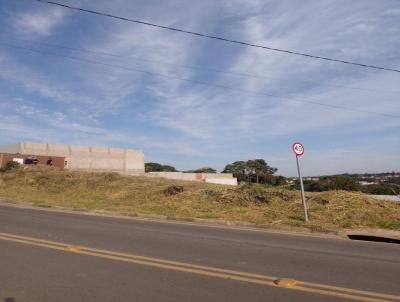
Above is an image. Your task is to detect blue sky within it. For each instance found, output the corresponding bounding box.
[0,0,399,176]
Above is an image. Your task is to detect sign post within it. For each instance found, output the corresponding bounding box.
[292,142,308,222]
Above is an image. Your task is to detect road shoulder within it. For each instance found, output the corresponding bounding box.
[1,198,399,242]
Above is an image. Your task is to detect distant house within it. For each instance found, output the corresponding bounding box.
[359,181,377,186]
[304,177,320,181]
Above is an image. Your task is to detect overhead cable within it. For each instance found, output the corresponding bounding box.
[1,42,398,119]
[32,0,400,73]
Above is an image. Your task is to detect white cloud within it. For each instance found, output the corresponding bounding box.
[12,7,66,37]
[0,51,92,106]
[0,0,399,174]
[385,8,400,16]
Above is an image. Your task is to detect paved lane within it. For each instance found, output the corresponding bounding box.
[0,203,399,302]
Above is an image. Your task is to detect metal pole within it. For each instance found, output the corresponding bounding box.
[296,155,308,221]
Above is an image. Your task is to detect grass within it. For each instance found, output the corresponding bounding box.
[0,166,399,232]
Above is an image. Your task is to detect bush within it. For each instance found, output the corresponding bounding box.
[361,184,400,195]
[295,175,361,192]
[163,185,184,196]
[239,183,271,203]
[202,184,274,205]
[0,161,21,172]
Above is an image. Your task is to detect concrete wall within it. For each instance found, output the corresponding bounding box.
[0,143,21,154]
[147,172,237,185]
[0,141,145,174]
[147,172,234,181]
[147,172,193,181]
[202,173,234,179]
[205,178,238,186]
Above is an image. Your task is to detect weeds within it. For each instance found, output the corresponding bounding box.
[0,166,399,231]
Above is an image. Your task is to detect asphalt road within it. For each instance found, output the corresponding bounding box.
[0,203,399,302]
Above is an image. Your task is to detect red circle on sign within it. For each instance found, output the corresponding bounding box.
[292,142,304,156]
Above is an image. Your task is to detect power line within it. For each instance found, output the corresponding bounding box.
[1,42,398,119]
[32,0,400,74]
[5,38,400,95]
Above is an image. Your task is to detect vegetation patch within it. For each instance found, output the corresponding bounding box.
[164,185,184,196]
[0,161,21,172]
[0,167,399,232]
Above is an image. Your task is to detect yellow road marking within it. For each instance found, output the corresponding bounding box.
[0,232,399,302]
[64,245,81,252]
[274,278,298,288]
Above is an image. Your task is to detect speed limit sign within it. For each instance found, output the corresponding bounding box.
[291,141,308,221]
[292,142,304,157]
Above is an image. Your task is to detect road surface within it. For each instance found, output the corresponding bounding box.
[0,203,399,302]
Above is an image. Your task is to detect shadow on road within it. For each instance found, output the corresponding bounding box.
[348,235,400,244]
[5,298,15,302]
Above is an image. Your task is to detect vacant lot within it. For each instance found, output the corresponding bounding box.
[0,167,399,232]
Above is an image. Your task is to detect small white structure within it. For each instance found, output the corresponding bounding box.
[12,158,24,165]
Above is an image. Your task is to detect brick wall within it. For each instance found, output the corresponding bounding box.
[0,153,65,169]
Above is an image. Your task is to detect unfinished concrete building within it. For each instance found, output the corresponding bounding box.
[0,141,145,175]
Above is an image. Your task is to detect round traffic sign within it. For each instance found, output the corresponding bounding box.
[292,142,304,156]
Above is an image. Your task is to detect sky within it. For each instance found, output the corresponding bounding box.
[0,0,399,176]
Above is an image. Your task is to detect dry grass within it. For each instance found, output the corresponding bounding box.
[0,166,399,232]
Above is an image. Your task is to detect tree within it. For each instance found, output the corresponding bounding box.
[185,167,217,173]
[222,159,278,184]
[222,161,248,182]
[161,165,178,172]
[247,159,278,183]
[145,162,178,172]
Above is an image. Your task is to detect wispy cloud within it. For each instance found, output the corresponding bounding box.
[11,6,66,37]
[0,53,85,105]
[0,0,399,175]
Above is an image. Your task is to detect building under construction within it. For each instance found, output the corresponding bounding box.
[0,141,145,175]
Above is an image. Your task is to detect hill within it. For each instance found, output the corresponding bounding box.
[0,166,399,232]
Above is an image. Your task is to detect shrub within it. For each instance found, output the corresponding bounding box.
[164,185,184,196]
[361,184,400,195]
[0,161,21,172]
[295,175,361,192]
[239,184,271,203]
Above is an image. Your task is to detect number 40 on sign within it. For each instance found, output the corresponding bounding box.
[292,142,304,157]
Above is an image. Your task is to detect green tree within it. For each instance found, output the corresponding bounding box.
[222,161,249,182]
[185,167,217,173]
[247,159,278,183]
[222,159,278,184]
[145,162,178,172]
